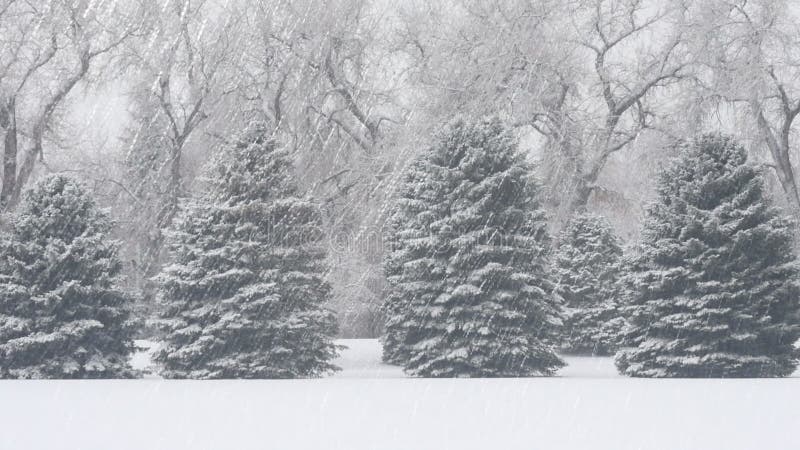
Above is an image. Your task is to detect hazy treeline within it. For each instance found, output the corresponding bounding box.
[1,0,799,337]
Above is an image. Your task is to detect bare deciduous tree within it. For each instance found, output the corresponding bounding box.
[0,0,144,210]
[692,0,800,213]
[119,0,242,295]
[395,0,691,221]
[566,0,691,211]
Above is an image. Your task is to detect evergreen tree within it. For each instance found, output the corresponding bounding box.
[153,123,339,379]
[382,117,564,377]
[616,134,800,378]
[0,175,136,378]
[552,212,625,355]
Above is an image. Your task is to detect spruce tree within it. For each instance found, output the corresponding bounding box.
[552,212,625,355]
[616,134,800,378]
[382,117,564,377]
[153,123,339,379]
[0,175,136,378]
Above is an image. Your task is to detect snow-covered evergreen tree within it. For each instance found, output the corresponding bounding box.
[552,212,625,355]
[382,117,564,377]
[0,175,136,378]
[616,134,800,377]
[153,122,339,379]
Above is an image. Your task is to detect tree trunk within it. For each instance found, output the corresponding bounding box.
[0,98,17,209]
[771,156,800,214]
[163,143,183,227]
[7,138,41,210]
[568,151,611,214]
[755,107,800,214]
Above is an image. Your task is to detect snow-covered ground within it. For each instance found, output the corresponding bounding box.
[1,339,798,450]
[328,339,623,379]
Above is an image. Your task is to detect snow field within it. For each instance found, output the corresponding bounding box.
[0,339,797,450]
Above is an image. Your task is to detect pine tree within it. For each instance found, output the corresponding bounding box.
[382,117,564,377]
[552,212,625,355]
[0,175,136,378]
[616,134,800,378]
[153,122,339,379]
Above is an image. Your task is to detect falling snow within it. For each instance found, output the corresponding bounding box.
[2,0,800,448]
